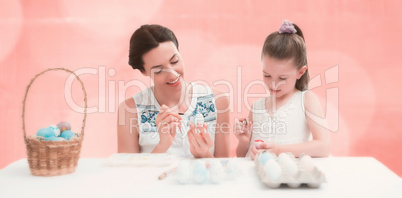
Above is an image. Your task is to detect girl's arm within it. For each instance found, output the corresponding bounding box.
[236,109,253,157]
[212,88,231,158]
[273,91,331,157]
[117,98,140,153]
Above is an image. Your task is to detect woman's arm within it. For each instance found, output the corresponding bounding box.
[212,88,231,158]
[273,91,331,157]
[117,97,140,153]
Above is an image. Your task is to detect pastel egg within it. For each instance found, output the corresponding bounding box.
[192,161,208,184]
[57,122,71,132]
[264,160,282,181]
[36,128,56,139]
[48,125,60,137]
[176,161,192,184]
[60,130,76,140]
[277,153,298,176]
[225,159,239,179]
[259,152,274,166]
[45,136,61,141]
[209,160,224,184]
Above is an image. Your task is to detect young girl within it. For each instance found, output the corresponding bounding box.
[235,20,330,159]
[118,24,230,158]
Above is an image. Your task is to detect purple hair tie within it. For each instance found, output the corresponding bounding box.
[278,20,297,34]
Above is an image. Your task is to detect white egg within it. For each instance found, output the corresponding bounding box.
[277,153,298,177]
[225,159,239,179]
[176,160,192,184]
[264,160,282,181]
[209,160,224,184]
[299,155,315,172]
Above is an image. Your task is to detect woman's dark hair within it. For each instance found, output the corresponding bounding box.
[262,23,309,91]
[128,24,179,72]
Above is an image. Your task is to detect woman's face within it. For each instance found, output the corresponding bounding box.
[262,55,306,98]
[142,41,184,91]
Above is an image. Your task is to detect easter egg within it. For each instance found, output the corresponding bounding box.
[258,152,274,166]
[209,160,224,184]
[194,113,204,125]
[60,130,76,140]
[45,136,61,141]
[254,139,264,149]
[36,128,56,139]
[176,160,192,184]
[193,161,208,184]
[225,159,239,179]
[264,160,282,181]
[48,125,60,137]
[57,122,71,132]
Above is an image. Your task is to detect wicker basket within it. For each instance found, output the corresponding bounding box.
[22,68,87,176]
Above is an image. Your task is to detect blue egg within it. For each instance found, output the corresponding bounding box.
[60,130,76,140]
[45,136,61,141]
[36,128,56,138]
[259,152,274,166]
[193,161,208,184]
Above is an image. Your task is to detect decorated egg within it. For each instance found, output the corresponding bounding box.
[57,122,71,132]
[254,139,264,149]
[60,130,76,140]
[194,113,204,125]
[193,160,208,184]
[176,160,192,184]
[258,151,274,166]
[48,125,60,137]
[36,128,56,139]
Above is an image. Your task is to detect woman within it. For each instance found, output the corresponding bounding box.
[117,24,230,158]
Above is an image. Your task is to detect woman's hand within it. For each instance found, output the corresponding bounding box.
[154,105,182,152]
[234,118,252,145]
[249,142,276,160]
[187,122,214,158]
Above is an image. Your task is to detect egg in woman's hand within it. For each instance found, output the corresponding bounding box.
[48,125,60,137]
[57,121,71,132]
[36,128,56,139]
[60,130,76,140]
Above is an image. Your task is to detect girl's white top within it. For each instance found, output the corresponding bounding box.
[133,83,217,158]
[248,91,312,154]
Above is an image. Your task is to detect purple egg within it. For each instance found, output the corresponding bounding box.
[57,122,71,132]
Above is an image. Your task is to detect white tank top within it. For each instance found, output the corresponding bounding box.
[133,83,216,158]
[249,91,311,153]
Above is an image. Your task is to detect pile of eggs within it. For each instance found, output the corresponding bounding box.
[255,152,326,188]
[176,159,240,184]
[36,122,76,141]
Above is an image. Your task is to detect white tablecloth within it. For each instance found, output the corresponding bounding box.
[0,157,401,198]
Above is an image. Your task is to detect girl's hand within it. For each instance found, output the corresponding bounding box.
[187,122,214,158]
[154,105,182,152]
[234,118,252,145]
[249,142,276,160]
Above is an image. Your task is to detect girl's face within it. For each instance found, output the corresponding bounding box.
[142,41,184,91]
[262,55,307,99]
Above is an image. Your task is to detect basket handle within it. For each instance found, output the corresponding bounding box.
[22,68,88,140]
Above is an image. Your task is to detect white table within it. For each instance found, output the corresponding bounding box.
[0,157,401,198]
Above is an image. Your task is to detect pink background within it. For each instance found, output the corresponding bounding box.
[1,1,402,176]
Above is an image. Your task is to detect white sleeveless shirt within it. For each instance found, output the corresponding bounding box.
[133,83,216,158]
[249,91,311,153]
